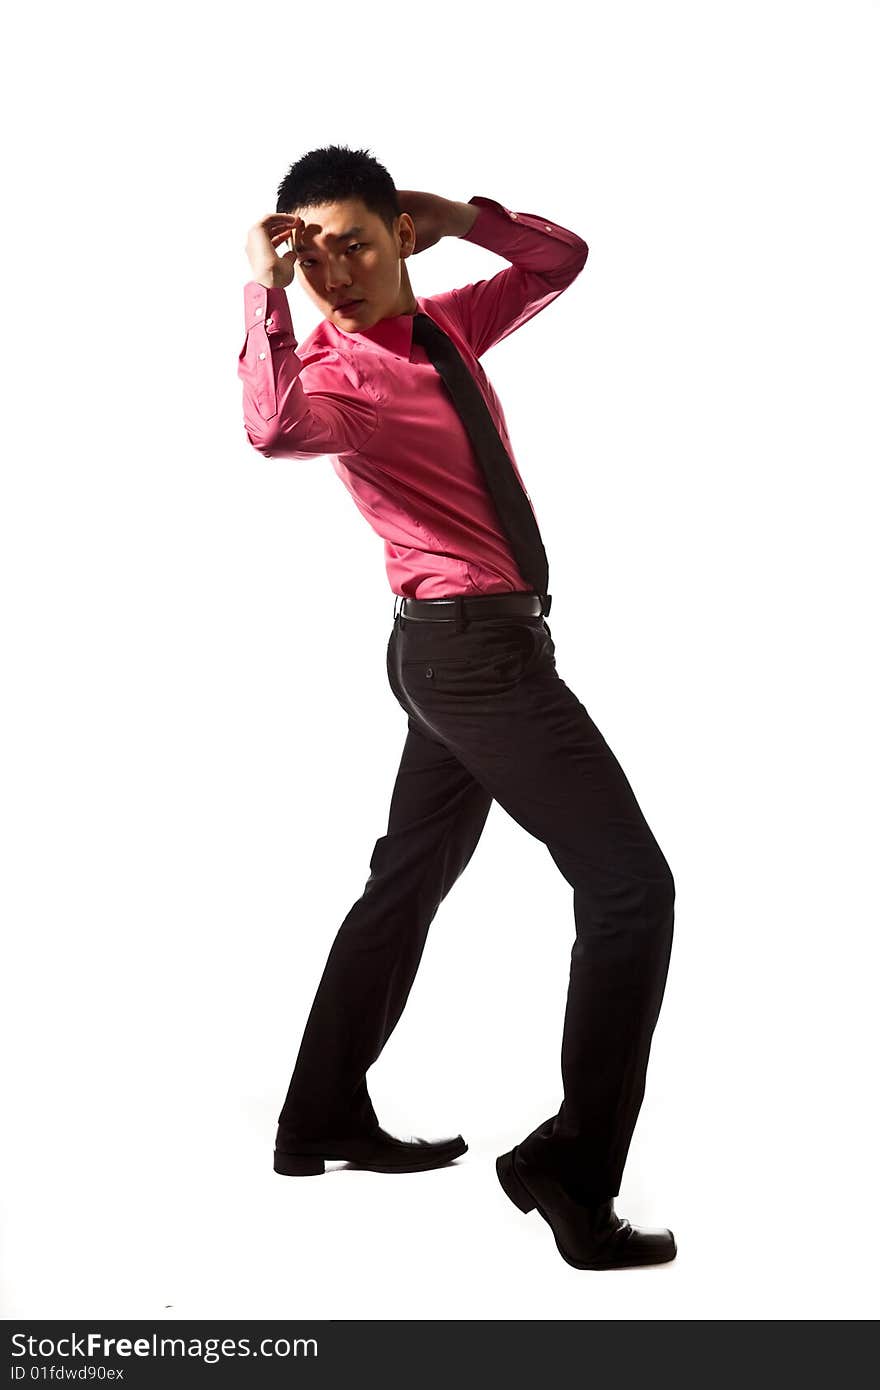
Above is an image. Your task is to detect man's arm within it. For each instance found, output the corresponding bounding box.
[430,194,589,358]
[396,190,480,249]
[445,199,481,238]
[238,282,380,459]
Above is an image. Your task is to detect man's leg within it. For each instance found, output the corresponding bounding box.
[389,613,675,1202]
[276,714,492,1147]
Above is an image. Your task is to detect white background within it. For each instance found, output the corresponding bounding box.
[2,0,878,1321]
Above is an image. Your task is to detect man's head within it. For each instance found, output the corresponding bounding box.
[275,144,417,330]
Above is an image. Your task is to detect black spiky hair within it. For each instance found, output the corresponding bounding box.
[275,143,401,236]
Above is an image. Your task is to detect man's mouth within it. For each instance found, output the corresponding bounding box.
[335,298,364,312]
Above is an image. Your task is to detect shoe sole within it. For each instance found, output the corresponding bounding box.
[495,1150,677,1271]
[274,1139,468,1177]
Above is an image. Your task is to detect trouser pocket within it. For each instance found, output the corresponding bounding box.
[399,620,545,698]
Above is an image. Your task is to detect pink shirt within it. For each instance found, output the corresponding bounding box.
[237,195,588,599]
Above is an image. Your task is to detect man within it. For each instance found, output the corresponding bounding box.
[238,144,677,1270]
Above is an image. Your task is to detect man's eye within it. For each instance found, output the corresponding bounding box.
[299,244,363,268]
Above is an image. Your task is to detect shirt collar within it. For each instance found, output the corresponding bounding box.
[334,297,427,360]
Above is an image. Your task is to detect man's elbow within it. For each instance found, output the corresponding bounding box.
[244,420,282,457]
[559,239,589,288]
[243,420,320,462]
[539,241,589,294]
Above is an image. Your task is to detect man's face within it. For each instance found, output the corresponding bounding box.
[291,198,415,329]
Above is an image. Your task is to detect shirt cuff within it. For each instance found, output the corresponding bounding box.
[243,281,295,339]
[459,194,586,256]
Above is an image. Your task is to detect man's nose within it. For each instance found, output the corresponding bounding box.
[325,260,353,293]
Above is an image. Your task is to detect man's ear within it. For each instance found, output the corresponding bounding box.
[396,212,416,257]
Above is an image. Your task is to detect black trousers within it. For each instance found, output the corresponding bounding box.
[277,599,675,1201]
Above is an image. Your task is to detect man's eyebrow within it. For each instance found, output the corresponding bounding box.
[297,225,365,252]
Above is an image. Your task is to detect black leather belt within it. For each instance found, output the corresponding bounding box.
[395,590,551,622]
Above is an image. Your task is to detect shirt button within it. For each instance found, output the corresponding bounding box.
[545,224,552,230]
[255,306,263,316]
[425,666,434,678]
[258,352,266,360]
[266,317,273,327]
[509,212,518,219]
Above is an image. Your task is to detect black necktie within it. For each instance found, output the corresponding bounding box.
[411,311,551,611]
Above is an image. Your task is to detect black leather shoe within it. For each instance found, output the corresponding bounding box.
[496,1146,676,1270]
[274,1126,467,1176]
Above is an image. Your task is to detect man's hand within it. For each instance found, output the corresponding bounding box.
[396,191,478,253]
[245,212,303,289]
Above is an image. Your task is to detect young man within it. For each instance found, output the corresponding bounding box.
[238,144,677,1270]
